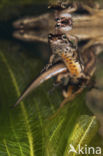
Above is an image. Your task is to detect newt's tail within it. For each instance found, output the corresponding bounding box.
[14,63,67,107]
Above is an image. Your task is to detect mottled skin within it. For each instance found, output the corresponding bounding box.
[48,34,84,79]
[48,34,96,102]
[14,0,100,110]
[15,34,96,107]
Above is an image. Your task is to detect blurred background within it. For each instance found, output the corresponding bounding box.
[0,0,103,155]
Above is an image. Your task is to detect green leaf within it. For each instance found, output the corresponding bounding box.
[45,104,99,156]
[0,30,102,156]
[64,115,98,156]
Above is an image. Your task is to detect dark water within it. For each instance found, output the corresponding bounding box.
[0,4,50,61]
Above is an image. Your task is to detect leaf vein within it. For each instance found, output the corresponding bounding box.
[0,52,34,156]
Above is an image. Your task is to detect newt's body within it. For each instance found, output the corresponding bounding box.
[48,33,96,102]
[48,34,84,79]
[14,0,101,110]
[15,33,96,107]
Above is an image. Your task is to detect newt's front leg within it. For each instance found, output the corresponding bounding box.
[41,54,62,73]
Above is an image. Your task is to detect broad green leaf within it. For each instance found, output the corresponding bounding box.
[64,115,98,156]
[0,39,101,156]
[45,104,99,156]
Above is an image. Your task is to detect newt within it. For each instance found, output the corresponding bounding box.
[15,33,96,108]
[14,0,102,110]
[47,33,96,108]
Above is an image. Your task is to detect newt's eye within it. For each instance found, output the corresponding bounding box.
[56,24,60,28]
[66,47,70,51]
[48,34,52,39]
[55,18,60,21]
[62,34,67,39]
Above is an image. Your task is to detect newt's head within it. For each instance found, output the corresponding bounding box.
[55,13,72,32]
[48,34,78,57]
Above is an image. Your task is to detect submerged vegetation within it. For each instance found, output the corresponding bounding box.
[0,0,103,155]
